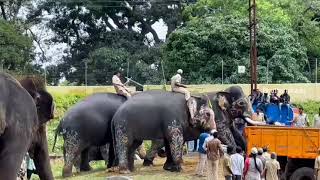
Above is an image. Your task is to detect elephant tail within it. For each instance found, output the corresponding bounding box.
[0,103,6,135]
[52,119,63,152]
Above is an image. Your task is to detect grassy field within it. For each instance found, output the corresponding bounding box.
[32,155,213,180]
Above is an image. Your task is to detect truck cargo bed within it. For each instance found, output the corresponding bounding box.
[245,126,320,159]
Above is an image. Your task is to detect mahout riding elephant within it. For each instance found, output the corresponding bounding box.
[53,93,126,177]
[112,90,216,173]
[0,73,54,180]
[143,86,254,166]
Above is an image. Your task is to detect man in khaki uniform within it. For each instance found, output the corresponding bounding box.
[205,132,224,180]
[171,69,195,120]
[264,152,280,180]
[112,71,131,98]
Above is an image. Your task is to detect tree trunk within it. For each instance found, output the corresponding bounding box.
[0,2,7,20]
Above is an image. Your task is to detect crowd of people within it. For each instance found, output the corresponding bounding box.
[195,130,281,180]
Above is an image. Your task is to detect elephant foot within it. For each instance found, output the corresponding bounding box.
[119,167,131,174]
[62,166,73,177]
[107,166,118,172]
[143,159,154,166]
[80,164,92,172]
[163,163,182,172]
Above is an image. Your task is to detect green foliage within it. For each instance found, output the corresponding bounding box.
[33,0,183,85]
[164,14,309,84]
[0,19,33,72]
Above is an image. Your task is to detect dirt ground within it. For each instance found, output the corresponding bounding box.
[49,154,224,180]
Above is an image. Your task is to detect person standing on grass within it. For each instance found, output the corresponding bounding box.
[231,146,244,180]
[204,131,224,180]
[244,147,263,180]
[314,149,320,180]
[195,131,210,177]
[264,152,281,180]
[223,146,234,180]
[262,147,271,161]
[257,148,266,180]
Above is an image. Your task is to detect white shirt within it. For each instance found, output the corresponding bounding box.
[202,135,213,151]
[230,153,244,175]
[112,75,123,86]
[294,113,308,127]
[171,74,182,89]
[314,114,320,128]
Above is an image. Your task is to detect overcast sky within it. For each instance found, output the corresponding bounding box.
[31,16,168,67]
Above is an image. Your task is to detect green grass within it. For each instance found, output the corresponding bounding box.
[31,156,204,180]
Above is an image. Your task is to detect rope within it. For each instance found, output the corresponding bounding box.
[206,95,213,109]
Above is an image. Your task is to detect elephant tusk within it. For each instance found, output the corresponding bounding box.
[244,117,266,126]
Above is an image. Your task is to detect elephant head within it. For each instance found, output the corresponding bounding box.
[191,96,216,132]
[19,76,54,123]
[208,86,253,150]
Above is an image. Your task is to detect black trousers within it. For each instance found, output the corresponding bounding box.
[233,175,242,180]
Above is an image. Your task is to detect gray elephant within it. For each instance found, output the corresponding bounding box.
[0,73,54,180]
[112,90,215,173]
[53,93,126,177]
[143,86,253,166]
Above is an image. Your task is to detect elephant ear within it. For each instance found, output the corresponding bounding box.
[18,76,54,123]
[214,92,232,110]
[37,90,54,123]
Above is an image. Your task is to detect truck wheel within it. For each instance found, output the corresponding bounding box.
[290,167,314,180]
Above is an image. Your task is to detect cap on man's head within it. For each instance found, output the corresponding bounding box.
[177,69,183,74]
[271,152,277,159]
[258,148,263,154]
[251,147,258,155]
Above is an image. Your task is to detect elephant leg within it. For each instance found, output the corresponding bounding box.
[164,126,184,172]
[74,154,81,173]
[128,140,142,172]
[80,148,92,172]
[0,135,30,180]
[143,139,164,166]
[62,131,81,177]
[114,123,130,174]
[107,143,116,168]
[163,139,175,171]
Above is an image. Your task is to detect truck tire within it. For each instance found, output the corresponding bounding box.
[290,167,314,180]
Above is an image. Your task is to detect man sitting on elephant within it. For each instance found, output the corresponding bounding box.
[171,69,196,121]
[112,71,131,98]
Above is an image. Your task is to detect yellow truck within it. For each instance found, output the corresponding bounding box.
[245,126,319,180]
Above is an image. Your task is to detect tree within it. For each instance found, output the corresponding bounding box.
[163,14,309,84]
[29,0,184,84]
[0,19,34,73]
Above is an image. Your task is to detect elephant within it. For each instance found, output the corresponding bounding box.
[53,93,126,177]
[0,73,54,180]
[112,90,216,173]
[143,86,254,166]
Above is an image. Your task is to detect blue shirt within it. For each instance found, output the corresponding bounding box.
[198,133,210,154]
